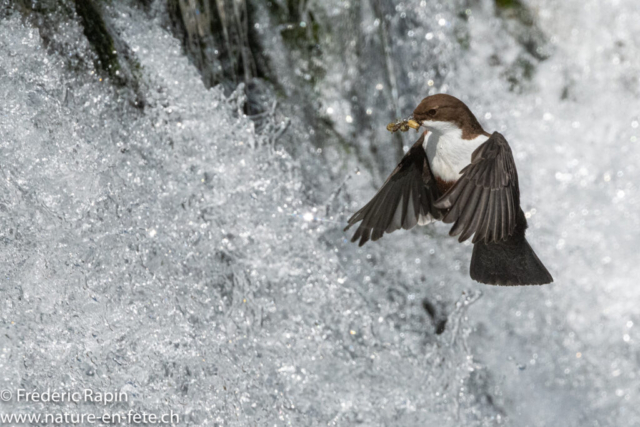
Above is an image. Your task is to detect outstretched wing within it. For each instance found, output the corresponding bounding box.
[434,132,520,244]
[345,133,443,246]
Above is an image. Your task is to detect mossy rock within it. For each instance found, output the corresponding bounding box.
[494,0,550,60]
[495,0,522,9]
[73,0,123,84]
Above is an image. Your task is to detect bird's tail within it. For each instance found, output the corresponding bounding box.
[470,231,553,286]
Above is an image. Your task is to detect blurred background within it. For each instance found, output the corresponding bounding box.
[1,0,639,425]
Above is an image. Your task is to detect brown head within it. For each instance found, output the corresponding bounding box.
[412,94,488,140]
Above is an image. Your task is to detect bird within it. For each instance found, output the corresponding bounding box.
[344,94,553,286]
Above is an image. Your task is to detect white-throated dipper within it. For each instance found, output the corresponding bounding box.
[345,94,553,286]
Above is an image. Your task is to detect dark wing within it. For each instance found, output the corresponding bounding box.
[344,133,443,246]
[434,132,519,244]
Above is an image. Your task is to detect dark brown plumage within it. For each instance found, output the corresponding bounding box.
[413,94,489,140]
[434,132,519,244]
[344,132,443,247]
[344,94,553,286]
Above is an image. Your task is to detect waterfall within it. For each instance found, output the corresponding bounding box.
[1,0,639,425]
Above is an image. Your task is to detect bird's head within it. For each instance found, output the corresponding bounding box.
[408,94,486,139]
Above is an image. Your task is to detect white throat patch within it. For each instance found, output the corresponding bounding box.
[422,125,489,182]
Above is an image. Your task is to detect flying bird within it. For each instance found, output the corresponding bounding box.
[344,94,553,286]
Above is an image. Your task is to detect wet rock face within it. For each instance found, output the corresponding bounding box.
[74,0,122,81]
[15,0,146,108]
[14,0,549,176]
[162,0,551,173]
[166,0,263,93]
[492,0,551,92]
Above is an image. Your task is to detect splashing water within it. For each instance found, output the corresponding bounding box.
[1,0,640,425]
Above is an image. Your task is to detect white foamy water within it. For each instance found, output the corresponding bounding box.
[1,1,639,425]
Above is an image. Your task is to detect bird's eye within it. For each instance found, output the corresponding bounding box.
[428,109,437,116]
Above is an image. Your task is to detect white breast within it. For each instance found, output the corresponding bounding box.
[423,127,489,182]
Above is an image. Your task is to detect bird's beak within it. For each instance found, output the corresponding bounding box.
[406,119,421,130]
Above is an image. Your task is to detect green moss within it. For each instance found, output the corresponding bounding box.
[278,10,324,85]
[504,55,536,92]
[136,0,153,10]
[280,25,314,48]
[73,0,123,83]
[518,57,535,80]
[495,0,522,9]
[495,0,535,27]
[266,1,321,48]
[286,0,300,20]
[455,28,471,50]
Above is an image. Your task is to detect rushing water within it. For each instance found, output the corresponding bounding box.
[1,0,640,425]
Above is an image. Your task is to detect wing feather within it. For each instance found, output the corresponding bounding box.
[434,132,520,243]
[345,133,443,246]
